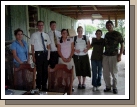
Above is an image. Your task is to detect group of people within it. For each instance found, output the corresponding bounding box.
[10,20,124,94]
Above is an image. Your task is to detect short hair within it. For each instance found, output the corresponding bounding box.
[14,28,23,36]
[61,29,67,34]
[77,26,83,31]
[37,20,44,26]
[50,21,56,26]
[96,29,102,35]
[106,20,114,26]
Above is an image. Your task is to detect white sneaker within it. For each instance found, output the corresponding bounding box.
[93,87,96,91]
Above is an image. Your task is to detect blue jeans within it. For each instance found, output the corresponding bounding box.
[91,60,102,87]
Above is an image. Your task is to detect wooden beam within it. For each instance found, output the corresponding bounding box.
[61,12,125,16]
[68,15,125,19]
[92,5,98,11]
[108,15,110,20]
[58,11,125,15]
[72,16,125,20]
[64,14,125,17]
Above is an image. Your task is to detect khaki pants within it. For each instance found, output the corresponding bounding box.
[102,55,118,89]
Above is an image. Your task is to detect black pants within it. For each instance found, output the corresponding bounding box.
[49,51,59,68]
[35,51,48,89]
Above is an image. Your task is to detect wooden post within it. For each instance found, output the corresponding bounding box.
[108,15,110,21]
[115,14,118,27]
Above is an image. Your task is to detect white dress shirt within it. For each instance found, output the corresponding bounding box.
[48,30,61,51]
[74,35,89,56]
[30,31,51,51]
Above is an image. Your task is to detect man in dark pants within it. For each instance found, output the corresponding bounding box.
[30,21,51,91]
[48,21,61,68]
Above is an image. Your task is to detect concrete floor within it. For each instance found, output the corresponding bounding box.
[72,50,125,95]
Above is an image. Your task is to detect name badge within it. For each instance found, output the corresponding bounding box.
[67,39,70,41]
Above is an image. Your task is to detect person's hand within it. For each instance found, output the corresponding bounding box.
[33,57,36,63]
[117,54,121,62]
[67,57,71,62]
[62,57,67,62]
[83,49,88,53]
[19,62,23,64]
[75,49,80,53]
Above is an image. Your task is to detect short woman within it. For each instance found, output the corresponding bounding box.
[57,29,76,91]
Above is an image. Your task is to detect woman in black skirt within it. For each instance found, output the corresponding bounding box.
[73,26,91,89]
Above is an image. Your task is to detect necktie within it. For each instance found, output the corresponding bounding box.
[53,31,57,47]
[41,33,46,52]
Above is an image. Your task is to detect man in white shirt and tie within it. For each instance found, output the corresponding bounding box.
[48,21,61,68]
[30,20,51,91]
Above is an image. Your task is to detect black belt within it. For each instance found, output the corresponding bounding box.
[35,51,48,54]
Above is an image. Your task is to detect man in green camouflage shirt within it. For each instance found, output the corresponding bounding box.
[102,20,124,94]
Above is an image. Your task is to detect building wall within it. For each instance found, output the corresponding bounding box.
[10,5,28,42]
[6,5,77,42]
[39,7,77,33]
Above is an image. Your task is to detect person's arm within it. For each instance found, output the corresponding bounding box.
[12,50,23,64]
[117,32,124,62]
[117,43,124,62]
[83,41,90,53]
[90,38,94,49]
[57,44,67,62]
[67,42,74,62]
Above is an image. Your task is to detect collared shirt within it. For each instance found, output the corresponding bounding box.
[104,30,124,56]
[30,31,51,51]
[58,38,73,59]
[48,30,61,51]
[10,40,28,63]
[74,35,89,56]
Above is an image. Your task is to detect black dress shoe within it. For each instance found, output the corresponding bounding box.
[72,88,74,92]
[78,84,82,89]
[42,87,48,91]
[82,84,86,89]
[104,88,111,92]
[113,89,118,94]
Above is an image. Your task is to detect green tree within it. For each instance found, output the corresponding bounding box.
[97,19,125,37]
[85,25,96,35]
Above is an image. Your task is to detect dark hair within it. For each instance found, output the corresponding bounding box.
[106,20,114,26]
[50,21,56,26]
[95,29,102,35]
[77,26,83,31]
[60,29,68,43]
[37,20,44,26]
[14,28,23,36]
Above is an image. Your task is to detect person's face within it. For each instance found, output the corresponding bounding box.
[77,28,83,35]
[95,31,102,39]
[37,22,44,31]
[106,23,114,32]
[61,30,68,38]
[50,23,56,31]
[16,31,23,40]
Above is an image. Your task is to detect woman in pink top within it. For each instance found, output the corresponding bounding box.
[57,29,76,91]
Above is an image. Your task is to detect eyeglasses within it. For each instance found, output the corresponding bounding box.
[38,25,44,26]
